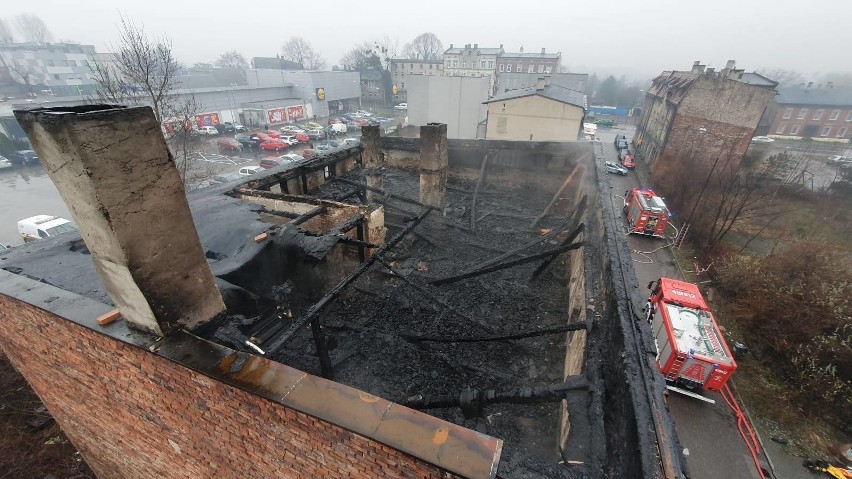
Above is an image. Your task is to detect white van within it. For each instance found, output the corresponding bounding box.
[18,215,77,242]
[329,123,347,134]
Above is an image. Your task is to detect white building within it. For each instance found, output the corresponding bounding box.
[406,75,489,139]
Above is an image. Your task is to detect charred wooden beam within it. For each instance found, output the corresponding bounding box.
[332,177,439,211]
[470,154,489,230]
[431,241,585,286]
[329,214,363,235]
[291,205,327,226]
[530,223,585,281]
[400,321,588,343]
[311,317,334,379]
[264,208,432,357]
[530,163,582,228]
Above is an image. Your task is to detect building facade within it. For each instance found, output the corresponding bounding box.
[495,49,563,95]
[442,44,503,94]
[634,61,777,173]
[406,75,489,139]
[766,86,852,141]
[0,42,111,97]
[484,78,586,141]
[389,59,443,102]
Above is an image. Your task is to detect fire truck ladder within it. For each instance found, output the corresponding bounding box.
[703,325,722,354]
[666,356,685,381]
[674,223,689,249]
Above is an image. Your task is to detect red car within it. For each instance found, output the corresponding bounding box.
[216,138,242,152]
[620,153,635,169]
[328,118,343,125]
[264,130,281,138]
[302,148,318,158]
[259,158,281,169]
[295,132,310,143]
[260,139,290,151]
[352,117,369,126]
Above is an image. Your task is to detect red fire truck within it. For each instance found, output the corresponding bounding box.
[645,278,737,397]
[623,188,670,238]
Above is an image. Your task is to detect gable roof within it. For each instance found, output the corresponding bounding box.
[776,87,852,107]
[484,84,586,108]
[444,47,503,55]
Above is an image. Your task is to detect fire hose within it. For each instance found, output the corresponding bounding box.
[721,384,767,479]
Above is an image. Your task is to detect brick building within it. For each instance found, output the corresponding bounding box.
[634,61,777,173]
[389,58,444,102]
[766,85,852,141]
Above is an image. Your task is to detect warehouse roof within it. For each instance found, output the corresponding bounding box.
[485,83,586,108]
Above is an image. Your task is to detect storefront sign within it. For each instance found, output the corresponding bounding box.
[195,112,220,128]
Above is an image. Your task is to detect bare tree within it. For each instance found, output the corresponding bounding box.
[280,37,326,70]
[403,32,443,60]
[168,95,214,189]
[90,16,179,124]
[14,14,51,43]
[340,42,374,71]
[0,19,15,43]
[215,50,248,69]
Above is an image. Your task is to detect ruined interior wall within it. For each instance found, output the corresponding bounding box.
[0,297,462,479]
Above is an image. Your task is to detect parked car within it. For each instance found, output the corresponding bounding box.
[217,138,243,152]
[342,138,361,147]
[279,153,305,163]
[239,166,264,176]
[328,117,343,124]
[751,136,775,143]
[617,148,632,161]
[279,135,299,146]
[259,158,282,169]
[615,136,628,150]
[231,122,246,132]
[302,148,318,158]
[260,139,291,151]
[345,121,361,131]
[210,173,243,185]
[605,161,628,176]
[305,121,324,130]
[0,156,12,169]
[217,123,235,133]
[294,132,310,143]
[318,140,341,149]
[315,144,333,152]
[620,152,635,169]
[235,133,262,148]
[827,155,852,166]
[264,130,281,138]
[354,110,372,117]
[281,125,305,134]
[394,103,408,110]
[17,215,77,242]
[197,126,218,136]
[329,123,347,134]
[306,129,325,140]
[7,150,38,165]
[352,117,369,127]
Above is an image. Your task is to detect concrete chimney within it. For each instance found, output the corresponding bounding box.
[541,48,546,54]
[474,43,478,49]
[519,46,524,54]
[14,105,226,336]
[361,125,383,204]
[725,60,736,70]
[536,77,546,91]
[449,43,453,49]
[465,43,471,49]
[419,123,448,209]
[691,61,705,74]
[807,81,813,89]
[499,43,503,50]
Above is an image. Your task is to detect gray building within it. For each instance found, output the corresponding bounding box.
[244,69,361,119]
[390,58,444,102]
[406,75,489,139]
[496,72,588,96]
[0,42,111,97]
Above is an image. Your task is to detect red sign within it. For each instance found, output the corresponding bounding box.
[286,105,305,121]
[267,108,286,124]
[195,112,220,128]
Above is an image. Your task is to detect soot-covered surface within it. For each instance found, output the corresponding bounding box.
[272,168,581,463]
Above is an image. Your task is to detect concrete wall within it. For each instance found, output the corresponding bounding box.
[243,70,361,118]
[0,281,501,479]
[485,95,584,141]
[407,76,489,139]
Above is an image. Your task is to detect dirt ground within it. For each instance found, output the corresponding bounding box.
[0,351,95,479]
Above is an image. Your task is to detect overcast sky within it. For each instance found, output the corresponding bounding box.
[5,0,851,81]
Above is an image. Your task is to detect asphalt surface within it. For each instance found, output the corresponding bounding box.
[597,125,820,479]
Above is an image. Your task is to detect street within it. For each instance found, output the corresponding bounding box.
[596,125,818,479]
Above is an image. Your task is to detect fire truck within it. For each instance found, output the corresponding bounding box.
[623,188,670,238]
[645,277,737,399]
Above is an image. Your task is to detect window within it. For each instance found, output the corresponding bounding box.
[837,127,847,137]
[401,82,404,89]
[429,64,433,69]
[776,123,786,134]
[830,110,840,121]
[517,64,522,72]
[446,61,451,68]
[409,63,413,68]
[821,126,831,136]
[488,61,493,68]
[545,66,552,74]
[462,61,466,68]
[813,109,823,120]
[538,65,544,73]
[480,60,485,68]
[797,109,807,119]
[847,111,852,121]
[499,64,504,72]
[418,63,422,69]
[506,64,512,72]
[783,108,793,119]
[53,74,60,80]
[790,124,800,135]
[528,65,534,73]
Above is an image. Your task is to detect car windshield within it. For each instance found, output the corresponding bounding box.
[45,222,77,236]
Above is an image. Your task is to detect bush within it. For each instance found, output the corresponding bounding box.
[713,242,851,420]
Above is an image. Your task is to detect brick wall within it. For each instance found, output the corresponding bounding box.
[0,296,466,479]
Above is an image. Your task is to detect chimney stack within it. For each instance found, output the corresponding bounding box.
[519,46,524,53]
[419,123,448,209]
[499,43,503,49]
[691,61,705,74]
[15,105,226,335]
[474,43,478,49]
[807,81,813,89]
[449,43,453,49]
[541,48,546,54]
[536,77,546,91]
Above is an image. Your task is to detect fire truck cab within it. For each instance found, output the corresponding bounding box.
[645,277,736,394]
[623,188,669,238]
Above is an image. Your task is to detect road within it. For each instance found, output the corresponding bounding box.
[596,126,818,479]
